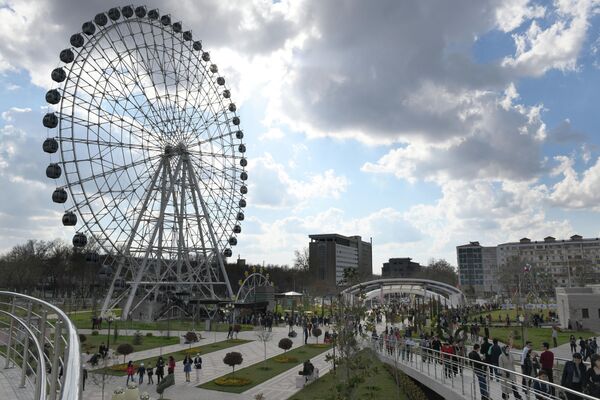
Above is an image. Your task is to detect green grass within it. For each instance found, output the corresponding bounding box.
[487,326,593,349]
[94,338,251,376]
[68,309,253,332]
[80,333,179,354]
[199,343,333,394]
[289,349,407,400]
[472,308,553,322]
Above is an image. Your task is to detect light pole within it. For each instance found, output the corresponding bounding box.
[106,314,114,352]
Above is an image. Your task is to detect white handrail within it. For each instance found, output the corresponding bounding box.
[0,291,81,400]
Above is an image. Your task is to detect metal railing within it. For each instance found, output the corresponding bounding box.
[371,337,599,400]
[0,291,81,400]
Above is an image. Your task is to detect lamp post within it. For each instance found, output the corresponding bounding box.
[106,314,114,352]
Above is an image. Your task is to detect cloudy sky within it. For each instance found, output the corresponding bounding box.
[1,0,600,274]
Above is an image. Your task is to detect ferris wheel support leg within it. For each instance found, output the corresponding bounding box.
[122,158,183,319]
[185,159,234,299]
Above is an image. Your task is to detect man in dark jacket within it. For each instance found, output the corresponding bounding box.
[489,338,503,381]
[561,352,588,400]
[469,344,489,400]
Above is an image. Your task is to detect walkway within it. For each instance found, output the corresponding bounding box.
[82,326,332,400]
[0,356,36,400]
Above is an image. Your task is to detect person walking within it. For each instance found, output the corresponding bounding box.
[194,353,203,382]
[522,349,534,389]
[489,338,502,381]
[520,341,533,386]
[551,326,558,348]
[539,342,555,394]
[183,355,193,382]
[469,344,489,400]
[126,361,135,385]
[168,356,176,375]
[137,362,146,384]
[498,345,522,400]
[303,324,309,345]
[146,363,154,384]
[155,356,165,384]
[561,352,587,400]
[570,335,577,354]
[585,353,600,397]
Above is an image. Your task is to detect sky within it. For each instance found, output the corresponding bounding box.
[1,0,600,274]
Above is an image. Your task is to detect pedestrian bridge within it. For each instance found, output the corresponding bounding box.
[371,336,596,400]
[341,278,466,308]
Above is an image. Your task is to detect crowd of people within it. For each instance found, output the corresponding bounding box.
[123,353,203,386]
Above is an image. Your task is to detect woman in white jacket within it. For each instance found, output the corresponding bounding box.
[498,345,523,399]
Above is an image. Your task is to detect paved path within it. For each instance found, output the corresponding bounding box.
[82,326,334,400]
[0,356,36,400]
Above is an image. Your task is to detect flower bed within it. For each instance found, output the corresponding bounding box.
[273,355,298,363]
[213,376,252,387]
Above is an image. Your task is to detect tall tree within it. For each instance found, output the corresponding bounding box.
[293,247,310,271]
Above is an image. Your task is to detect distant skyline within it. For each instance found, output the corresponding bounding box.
[1,0,600,274]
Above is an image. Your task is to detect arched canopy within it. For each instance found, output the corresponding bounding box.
[341,278,465,308]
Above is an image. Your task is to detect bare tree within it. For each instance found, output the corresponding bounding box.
[293,247,309,271]
[255,327,273,366]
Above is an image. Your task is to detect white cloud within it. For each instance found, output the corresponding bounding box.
[549,155,600,209]
[502,0,596,76]
[248,153,349,209]
[495,0,546,32]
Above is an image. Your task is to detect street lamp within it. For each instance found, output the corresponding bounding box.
[106,313,114,352]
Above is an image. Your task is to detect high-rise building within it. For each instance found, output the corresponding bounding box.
[308,234,373,287]
[381,257,421,278]
[456,242,498,295]
[457,235,600,297]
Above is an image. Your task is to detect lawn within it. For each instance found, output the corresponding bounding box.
[94,338,251,376]
[289,349,407,400]
[487,326,593,349]
[80,333,179,354]
[68,309,253,332]
[199,343,332,394]
[471,308,553,323]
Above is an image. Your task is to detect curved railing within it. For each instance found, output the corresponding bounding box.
[0,291,81,400]
[371,336,598,400]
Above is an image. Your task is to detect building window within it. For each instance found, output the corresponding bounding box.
[582,308,589,319]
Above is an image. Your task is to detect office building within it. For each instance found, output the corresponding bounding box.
[456,242,499,296]
[556,286,600,332]
[381,257,421,278]
[308,234,372,287]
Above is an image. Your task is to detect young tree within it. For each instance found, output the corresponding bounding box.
[255,327,273,365]
[116,343,134,362]
[312,327,322,344]
[223,352,243,375]
[278,338,293,353]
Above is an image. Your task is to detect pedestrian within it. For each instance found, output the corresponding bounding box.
[539,342,555,394]
[520,341,533,386]
[585,353,600,397]
[146,363,154,384]
[561,352,587,400]
[126,361,135,385]
[469,343,489,400]
[168,356,176,375]
[570,335,577,354]
[82,368,87,391]
[137,362,145,384]
[183,355,193,382]
[194,353,202,382]
[155,356,165,384]
[227,324,233,339]
[498,345,522,400]
[522,349,534,389]
[532,371,551,400]
[489,338,502,381]
[551,326,558,348]
[303,324,309,345]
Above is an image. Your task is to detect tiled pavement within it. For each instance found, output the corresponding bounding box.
[0,356,36,400]
[80,326,333,400]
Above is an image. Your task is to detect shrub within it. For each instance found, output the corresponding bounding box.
[312,327,322,343]
[184,331,199,344]
[146,332,153,337]
[223,351,243,374]
[278,338,293,352]
[132,331,143,346]
[78,333,87,344]
[116,343,134,362]
[156,372,174,395]
[91,330,99,336]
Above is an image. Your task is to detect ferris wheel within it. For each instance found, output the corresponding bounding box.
[42,5,248,319]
